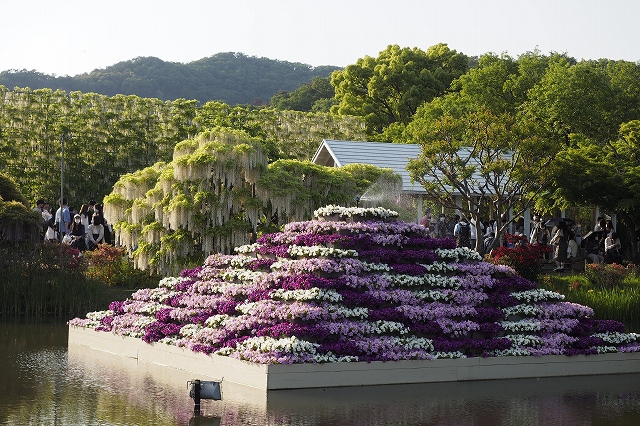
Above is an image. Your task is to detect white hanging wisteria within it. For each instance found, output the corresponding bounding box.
[102,112,373,275]
[105,128,270,275]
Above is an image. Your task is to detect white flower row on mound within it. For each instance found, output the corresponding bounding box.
[217,336,319,355]
[233,301,369,321]
[130,287,179,304]
[220,269,264,282]
[500,319,542,333]
[86,310,114,321]
[123,300,166,315]
[313,205,399,219]
[323,320,411,336]
[179,323,203,337]
[158,276,190,290]
[593,332,639,344]
[384,274,462,289]
[435,247,483,262]
[234,243,260,254]
[205,314,230,328]
[287,245,359,258]
[433,351,467,359]
[419,262,459,273]
[271,288,344,302]
[214,335,437,360]
[490,347,533,357]
[503,304,540,317]
[511,289,565,303]
[505,334,542,347]
[284,220,427,236]
[502,302,596,319]
[596,346,620,354]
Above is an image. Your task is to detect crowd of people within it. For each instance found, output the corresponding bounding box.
[421,210,626,272]
[32,197,112,251]
[420,211,491,250]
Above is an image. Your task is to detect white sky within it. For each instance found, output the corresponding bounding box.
[1,0,638,76]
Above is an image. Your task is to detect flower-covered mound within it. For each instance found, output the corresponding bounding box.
[69,206,640,364]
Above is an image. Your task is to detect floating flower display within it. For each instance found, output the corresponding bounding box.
[69,206,640,364]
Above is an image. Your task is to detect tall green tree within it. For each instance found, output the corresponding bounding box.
[552,120,640,256]
[522,59,619,145]
[406,106,557,252]
[331,44,468,138]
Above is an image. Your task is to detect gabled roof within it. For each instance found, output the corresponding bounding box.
[312,140,513,197]
[312,140,425,194]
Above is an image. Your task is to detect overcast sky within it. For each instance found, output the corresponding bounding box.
[2,0,638,76]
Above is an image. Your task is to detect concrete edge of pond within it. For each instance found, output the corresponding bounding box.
[69,325,640,391]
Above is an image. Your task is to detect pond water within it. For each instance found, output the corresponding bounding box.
[1,322,640,426]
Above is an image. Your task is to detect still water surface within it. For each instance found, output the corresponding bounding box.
[1,322,640,426]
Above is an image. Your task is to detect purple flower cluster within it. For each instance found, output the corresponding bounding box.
[70,208,640,364]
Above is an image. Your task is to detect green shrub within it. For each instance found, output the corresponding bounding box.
[85,244,160,287]
[583,263,629,288]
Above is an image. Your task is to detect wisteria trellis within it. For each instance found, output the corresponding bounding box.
[69,206,640,364]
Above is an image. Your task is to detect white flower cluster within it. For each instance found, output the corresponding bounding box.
[385,274,461,289]
[435,247,482,262]
[505,334,541,346]
[490,347,532,357]
[420,262,458,273]
[361,262,392,272]
[271,288,343,303]
[158,276,187,289]
[371,320,410,335]
[326,306,368,320]
[220,269,264,282]
[502,304,539,317]
[122,316,156,337]
[313,205,399,219]
[180,324,203,337]
[500,319,542,332]
[511,289,565,303]
[229,256,255,268]
[414,290,453,302]
[86,310,113,321]
[433,351,467,359]
[593,332,639,344]
[131,287,179,303]
[396,336,434,351]
[137,301,165,314]
[234,243,260,254]
[287,245,358,258]
[313,352,359,363]
[228,336,319,354]
[596,346,619,354]
[205,314,230,328]
[69,319,100,329]
[158,336,180,345]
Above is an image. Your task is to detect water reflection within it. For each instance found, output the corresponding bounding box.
[1,322,640,425]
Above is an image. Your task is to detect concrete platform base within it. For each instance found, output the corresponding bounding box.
[68,326,640,391]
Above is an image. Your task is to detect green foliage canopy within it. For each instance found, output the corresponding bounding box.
[331,43,469,137]
[406,106,557,252]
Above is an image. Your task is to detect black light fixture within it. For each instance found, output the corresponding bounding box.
[188,379,222,416]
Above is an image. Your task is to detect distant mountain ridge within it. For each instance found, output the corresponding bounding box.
[0,52,342,105]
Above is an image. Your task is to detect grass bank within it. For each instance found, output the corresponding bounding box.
[539,272,640,332]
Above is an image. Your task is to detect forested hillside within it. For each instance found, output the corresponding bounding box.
[0,53,341,105]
